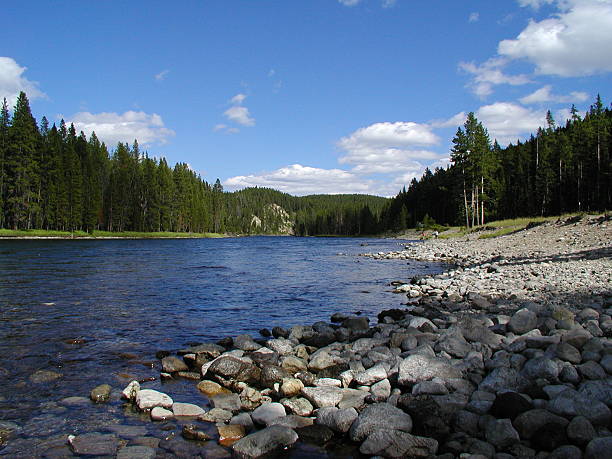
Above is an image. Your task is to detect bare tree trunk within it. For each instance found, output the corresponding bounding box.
[462,171,469,229]
[481,175,485,226]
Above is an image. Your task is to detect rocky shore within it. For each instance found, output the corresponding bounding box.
[3,214,610,458]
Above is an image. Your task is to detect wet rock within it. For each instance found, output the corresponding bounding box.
[122,380,140,401]
[272,326,289,338]
[29,369,62,383]
[342,316,369,330]
[230,412,254,431]
[398,354,462,385]
[207,355,261,385]
[116,445,156,459]
[200,408,233,423]
[234,334,262,351]
[172,402,205,417]
[181,424,211,442]
[295,424,334,445]
[150,407,173,421]
[251,402,286,426]
[269,415,313,429]
[90,384,112,403]
[360,429,438,458]
[218,424,246,446]
[135,389,173,410]
[231,425,298,458]
[210,393,241,413]
[196,379,230,397]
[68,433,118,456]
[349,403,412,442]
[161,356,188,373]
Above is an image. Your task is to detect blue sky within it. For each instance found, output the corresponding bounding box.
[1,0,610,196]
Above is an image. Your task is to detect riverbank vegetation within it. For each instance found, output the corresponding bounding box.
[0,92,609,237]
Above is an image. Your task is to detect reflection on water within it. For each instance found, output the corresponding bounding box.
[0,236,443,456]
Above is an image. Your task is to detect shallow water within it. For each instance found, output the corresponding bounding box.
[0,236,443,457]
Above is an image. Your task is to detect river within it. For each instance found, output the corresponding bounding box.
[0,236,443,457]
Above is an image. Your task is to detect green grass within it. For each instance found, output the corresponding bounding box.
[0,228,226,239]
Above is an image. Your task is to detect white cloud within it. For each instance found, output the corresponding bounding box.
[154,69,170,81]
[429,112,467,129]
[66,111,175,146]
[0,57,45,106]
[337,121,442,174]
[230,93,247,105]
[214,123,239,134]
[224,105,255,127]
[382,0,397,7]
[338,0,361,6]
[225,164,374,195]
[517,0,555,9]
[519,85,589,104]
[469,12,480,22]
[499,0,612,76]
[476,102,546,145]
[459,58,531,97]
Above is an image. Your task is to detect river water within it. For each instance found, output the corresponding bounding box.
[0,236,442,457]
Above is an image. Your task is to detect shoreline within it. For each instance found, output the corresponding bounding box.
[2,215,610,458]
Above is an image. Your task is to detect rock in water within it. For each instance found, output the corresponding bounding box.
[231,425,298,458]
[135,389,173,410]
[68,433,118,456]
[122,380,140,401]
[161,356,188,373]
[90,384,112,403]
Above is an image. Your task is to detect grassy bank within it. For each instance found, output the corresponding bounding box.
[0,228,227,239]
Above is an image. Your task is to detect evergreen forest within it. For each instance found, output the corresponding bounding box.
[0,92,609,237]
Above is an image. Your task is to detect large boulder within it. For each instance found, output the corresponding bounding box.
[508,308,538,335]
[316,406,358,433]
[207,355,261,385]
[301,386,344,408]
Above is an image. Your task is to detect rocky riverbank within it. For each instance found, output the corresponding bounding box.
[2,214,610,458]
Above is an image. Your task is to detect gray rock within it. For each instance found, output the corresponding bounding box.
[116,445,156,459]
[354,364,388,385]
[337,388,369,410]
[343,316,369,330]
[172,402,205,417]
[508,308,538,335]
[301,386,344,408]
[548,445,582,459]
[231,412,255,431]
[316,406,358,433]
[360,429,438,458]
[562,327,592,349]
[251,402,286,426]
[485,418,520,450]
[234,334,262,351]
[567,415,596,446]
[199,408,233,423]
[207,355,261,385]
[585,437,612,459]
[437,327,472,358]
[369,378,391,402]
[349,403,412,442]
[266,338,293,355]
[556,342,582,364]
[150,407,173,421]
[560,364,581,384]
[29,369,62,383]
[281,397,313,417]
[513,409,569,439]
[458,317,503,347]
[577,379,612,406]
[122,380,140,401]
[521,356,560,382]
[135,389,173,410]
[232,425,298,458]
[398,354,462,385]
[280,356,307,374]
[479,367,529,393]
[412,380,448,396]
[577,361,607,379]
[161,356,188,373]
[548,389,611,425]
[268,415,313,429]
[68,433,118,456]
[307,350,343,372]
[600,354,612,373]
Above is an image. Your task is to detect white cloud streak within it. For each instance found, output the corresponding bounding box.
[338,0,361,6]
[0,57,46,107]
[66,111,175,146]
[475,102,546,145]
[519,85,589,104]
[154,69,170,81]
[459,58,531,97]
[469,12,480,22]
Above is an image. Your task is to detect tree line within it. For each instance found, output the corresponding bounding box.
[380,95,611,230]
[0,92,388,235]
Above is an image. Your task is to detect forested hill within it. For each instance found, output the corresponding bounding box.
[0,92,388,236]
[381,95,611,231]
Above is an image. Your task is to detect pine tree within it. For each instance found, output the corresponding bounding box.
[0,98,9,228]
